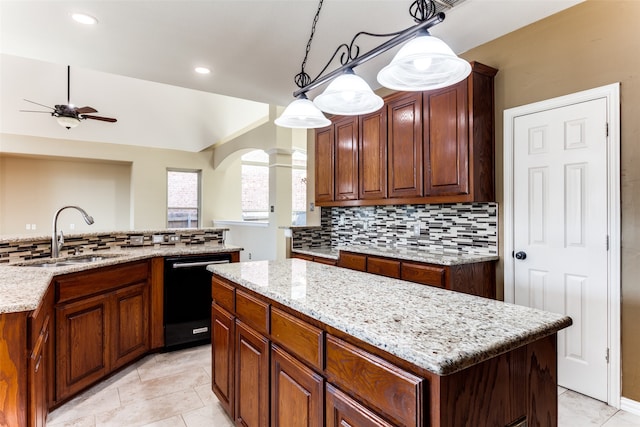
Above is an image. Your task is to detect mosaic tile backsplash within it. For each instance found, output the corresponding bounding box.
[0,229,227,264]
[292,203,497,255]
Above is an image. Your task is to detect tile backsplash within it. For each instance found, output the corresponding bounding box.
[292,203,497,255]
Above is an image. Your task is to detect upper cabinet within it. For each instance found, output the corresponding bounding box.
[314,61,498,207]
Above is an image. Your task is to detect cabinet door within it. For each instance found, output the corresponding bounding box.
[326,383,395,427]
[424,80,470,196]
[56,293,109,400]
[110,282,149,370]
[338,252,367,272]
[271,345,323,427]
[314,125,334,203]
[212,304,235,419]
[235,320,270,427]
[387,92,423,198]
[28,316,49,427]
[334,116,359,201]
[359,109,387,199]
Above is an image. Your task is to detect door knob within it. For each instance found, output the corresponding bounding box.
[514,251,527,260]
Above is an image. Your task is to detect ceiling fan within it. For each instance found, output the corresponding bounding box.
[20,65,117,129]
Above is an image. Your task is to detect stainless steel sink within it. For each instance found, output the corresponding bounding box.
[16,254,121,268]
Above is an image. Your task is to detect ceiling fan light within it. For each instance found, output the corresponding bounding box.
[377,34,472,91]
[275,95,331,129]
[57,116,81,129]
[313,70,383,116]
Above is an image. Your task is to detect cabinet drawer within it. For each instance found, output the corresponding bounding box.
[271,307,323,370]
[367,257,400,279]
[401,262,446,288]
[57,261,149,303]
[338,252,367,271]
[212,276,235,312]
[236,290,269,336]
[325,335,423,427]
[313,256,337,266]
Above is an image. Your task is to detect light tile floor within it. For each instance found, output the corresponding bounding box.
[47,344,640,427]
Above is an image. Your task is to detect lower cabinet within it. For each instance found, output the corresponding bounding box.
[326,383,395,427]
[212,304,235,418]
[271,344,324,427]
[235,319,270,427]
[55,261,150,402]
[28,285,54,427]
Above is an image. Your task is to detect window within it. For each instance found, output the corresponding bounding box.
[241,150,269,221]
[167,169,200,228]
[292,150,307,225]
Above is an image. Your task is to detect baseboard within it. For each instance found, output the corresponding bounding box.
[621,397,640,416]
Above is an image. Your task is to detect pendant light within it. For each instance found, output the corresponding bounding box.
[313,69,383,116]
[377,30,471,91]
[274,94,330,129]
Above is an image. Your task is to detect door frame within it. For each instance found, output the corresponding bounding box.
[503,83,621,408]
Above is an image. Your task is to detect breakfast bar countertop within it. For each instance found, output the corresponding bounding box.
[209,258,571,376]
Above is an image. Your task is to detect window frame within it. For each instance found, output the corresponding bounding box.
[166,168,202,229]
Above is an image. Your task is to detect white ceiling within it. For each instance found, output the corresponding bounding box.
[0,0,584,152]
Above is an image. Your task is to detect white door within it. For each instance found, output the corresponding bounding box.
[513,98,609,401]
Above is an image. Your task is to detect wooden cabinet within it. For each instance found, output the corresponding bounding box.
[235,319,270,427]
[335,116,359,201]
[339,251,496,299]
[28,286,54,427]
[212,304,235,418]
[314,125,334,203]
[326,383,395,427]
[314,61,498,207]
[359,109,387,200]
[387,91,424,199]
[271,344,323,427]
[290,252,337,266]
[55,260,150,402]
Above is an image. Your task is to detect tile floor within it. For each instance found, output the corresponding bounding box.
[46,344,640,427]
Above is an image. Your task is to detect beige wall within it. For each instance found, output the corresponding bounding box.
[0,133,218,234]
[460,0,640,400]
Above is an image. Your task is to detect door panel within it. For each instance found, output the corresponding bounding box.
[513,98,608,401]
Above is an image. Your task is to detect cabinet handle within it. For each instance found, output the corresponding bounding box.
[34,354,42,373]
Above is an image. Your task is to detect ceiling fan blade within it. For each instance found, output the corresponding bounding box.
[23,99,54,110]
[82,114,117,123]
[76,106,98,114]
[19,110,52,113]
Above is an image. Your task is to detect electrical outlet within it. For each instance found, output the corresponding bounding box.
[339,215,345,226]
[168,234,180,243]
[248,252,252,260]
[69,223,75,230]
[130,235,144,246]
[413,224,421,237]
[309,202,315,212]
[270,205,275,213]
[25,224,31,230]
[31,224,36,230]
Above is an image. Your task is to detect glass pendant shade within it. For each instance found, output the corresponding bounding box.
[313,70,383,116]
[275,95,331,129]
[56,116,81,129]
[377,33,472,91]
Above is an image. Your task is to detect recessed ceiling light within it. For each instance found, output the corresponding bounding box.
[195,67,211,74]
[71,13,98,25]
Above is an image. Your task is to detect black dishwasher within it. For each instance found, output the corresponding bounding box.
[163,254,232,350]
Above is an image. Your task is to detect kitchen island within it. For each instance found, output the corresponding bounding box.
[209,259,571,427]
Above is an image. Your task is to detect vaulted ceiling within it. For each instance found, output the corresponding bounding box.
[0,0,583,152]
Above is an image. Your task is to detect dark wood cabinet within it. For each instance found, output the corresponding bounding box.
[424,80,469,197]
[359,109,387,200]
[212,303,235,419]
[339,251,496,299]
[326,383,395,427]
[271,344,324,427]
[314,61,498,207]
[387,91,423,199]
[335,116,359,201]
[291,252,337,266]
[235,319,270,427]
[314,125,334,203]
[28,286,54,427]
[55,261,150,402]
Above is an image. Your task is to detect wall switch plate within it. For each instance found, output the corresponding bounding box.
[130,235,144,246]
[152,234,164,243]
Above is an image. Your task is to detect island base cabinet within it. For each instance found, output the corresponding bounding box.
[212,304,235,419]
[111,283,149,371]
[271,344,324,427]
[326,383,395,427]
[235,319,270,427]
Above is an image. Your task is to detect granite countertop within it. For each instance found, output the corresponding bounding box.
[292,244,499,265]
[0,243,242,314]
[209,259,571,376]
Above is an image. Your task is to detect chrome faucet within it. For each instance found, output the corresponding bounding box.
[51,206,94,258]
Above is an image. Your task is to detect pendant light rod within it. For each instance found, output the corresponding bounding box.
[292,11,445,98]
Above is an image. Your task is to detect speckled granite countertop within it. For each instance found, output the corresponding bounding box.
[209,259,571,376]
[0,244,241,314]
[292,244,499,265]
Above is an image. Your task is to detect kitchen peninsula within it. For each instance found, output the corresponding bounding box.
[210,259,571,427]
